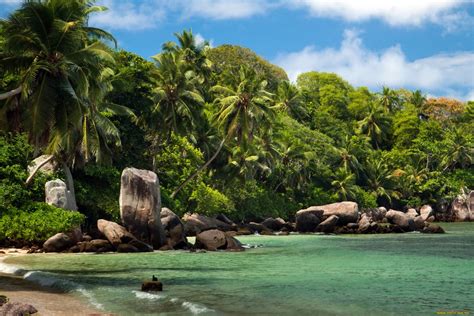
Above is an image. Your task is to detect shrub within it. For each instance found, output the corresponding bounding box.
[0,203,85,243]
[189,183,235,217]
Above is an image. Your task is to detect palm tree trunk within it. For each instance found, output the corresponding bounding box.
[0,86,22,100]
[25,155,55,185]
[62,162,78,211]
[170,138,226,199]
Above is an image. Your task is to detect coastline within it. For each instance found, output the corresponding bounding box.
[0,253,109,316]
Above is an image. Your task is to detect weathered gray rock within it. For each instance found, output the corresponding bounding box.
[261,217,286,231]
[295,207,324,232]
[120,168,166,249]
[215,214,235,226]
[224,232,244,251]
[28,154,57,175]
[182,213,233,236]
[450,190,473,221]
[385,210,415,231]
[194,229,227,251]
[45,179,68,209]
[362,207,387,222]
[0,302,38,315]
[160,208,187,249]
[422,223,445,234]
[316,215,339,233]
[312,202,359,224]
[414,216,426,230]
[357,214,371,233]
[78,239,114,253]
[406,208,418,219]
[43,233,74,252]
[420,205,433,221]
[97,219,136,247]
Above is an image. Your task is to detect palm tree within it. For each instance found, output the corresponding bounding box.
[331,167,357,201]
[363,154,398,204]
[150,51,205,144]
[0,0,118,209]
[410,90,427,109]
[273,81,307,121]
[357,103,391,149]
[379,86,400,112]
[170,66,275,198]
[441,128,473,171]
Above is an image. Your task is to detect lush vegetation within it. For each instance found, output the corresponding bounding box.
[0,0,472,241]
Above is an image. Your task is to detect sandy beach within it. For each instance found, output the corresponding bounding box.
[0,252,109,316]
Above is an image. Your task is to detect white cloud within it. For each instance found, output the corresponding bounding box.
[194,33,214,48]
[90,0,165,30]
[0,0,21,4]
[274,29,474,100]
[285,0,470,28]
[176,0,269,20]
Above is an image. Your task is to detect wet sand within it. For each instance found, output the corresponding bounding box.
[0,252,110,316]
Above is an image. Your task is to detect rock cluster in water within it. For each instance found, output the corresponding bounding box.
[38,167,474,254]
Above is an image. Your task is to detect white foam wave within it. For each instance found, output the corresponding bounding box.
[133,290,166,300]
[182,301,214,315]
[0,261,24,275]
[76,288,104,310]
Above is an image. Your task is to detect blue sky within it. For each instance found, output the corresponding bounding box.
[1,0,474,100]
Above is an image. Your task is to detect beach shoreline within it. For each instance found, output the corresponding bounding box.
[0,253,110,316]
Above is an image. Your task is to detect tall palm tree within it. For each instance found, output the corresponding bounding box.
[363,154,398,204]
[331,167,357,201]
[273,80,307,121]
[0,0,118,209]
[357,103,391,149]
[410,90,427,109]
[150,51,205,142]
[379,86,400,112]
[170,66,275,198]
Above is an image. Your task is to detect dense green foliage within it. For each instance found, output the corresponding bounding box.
[0,1,473,243]
[0,133,84,243]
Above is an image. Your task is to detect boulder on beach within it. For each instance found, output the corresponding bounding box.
[77,239,114,253]
[261,217,286,231]
[295,208,323,232]
[161,208,187,249]
[248,222,272,234]
[385,210,415,232]
[97,219,136,247]
[182,213,233,236]
[419,205,433,221]
[422,223,445,234]
[120,168,166,249]
[450,190,473,221]
[194,229,244,251]
[43,233,74,252]
[357,214,371,233]
[406,208,418,219]
[316,215,339,233]
[414,216,426,230]
[45,179,72,210]
[361,207,387,222]
[301,202,359,225]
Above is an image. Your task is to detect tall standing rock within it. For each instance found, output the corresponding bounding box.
[450,190,473,221]
[120,168,166,249]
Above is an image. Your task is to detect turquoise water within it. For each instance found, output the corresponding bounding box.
[3,223,474,315]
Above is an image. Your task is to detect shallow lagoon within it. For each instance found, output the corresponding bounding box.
[5,223,474,315]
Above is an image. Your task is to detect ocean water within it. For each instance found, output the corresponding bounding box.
[2,223,473,315]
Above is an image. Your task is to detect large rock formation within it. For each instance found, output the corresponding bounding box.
[194,229,244,251]
[301,202,359,225]
[94,220,154,252]
[43,233,74,252]
[295,207,323,232]
[419,205,433,221]
[406,208,418,219]
[261,217,286,231]
[316,215,339,233]
[385,210,415,231]
[160,208,187,249]
[450,190,473,221]
[119,168,166,249]
[45,179,70,209]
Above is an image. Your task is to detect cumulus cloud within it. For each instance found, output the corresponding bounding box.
[285,0,469,27]
[90,0,165,30]
[274,29,474,99]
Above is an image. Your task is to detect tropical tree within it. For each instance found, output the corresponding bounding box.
[273,81,307,121]
[409,90,427,109]
[379,86,400,112]
[0,0,118,208]
[171,66,275,198]
[331,167,357,200]
[357,103,391,149]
